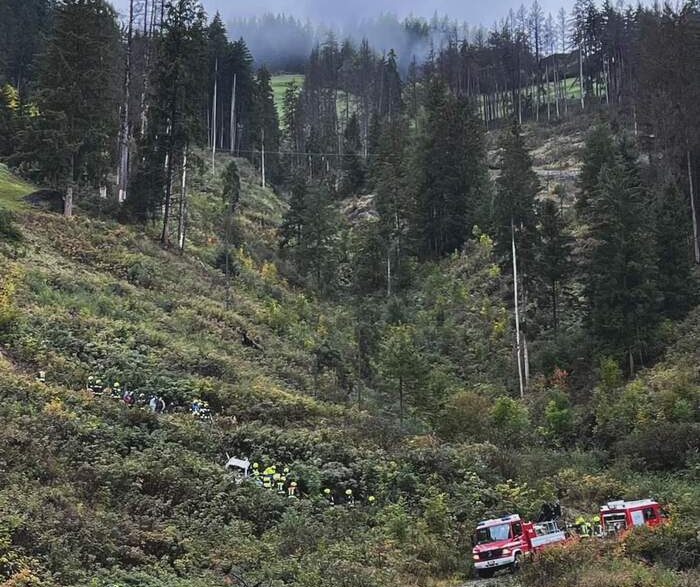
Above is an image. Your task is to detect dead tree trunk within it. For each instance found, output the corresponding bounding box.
[689,149,700,264]
[117,0,135,204]
[211,58,218,174]
[230,73,237,154]
[511,220,524,399]
[177,150,188,252]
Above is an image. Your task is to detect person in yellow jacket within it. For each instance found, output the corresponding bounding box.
[262,465,275,490]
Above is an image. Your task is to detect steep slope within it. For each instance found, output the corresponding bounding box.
[0,157,698,587]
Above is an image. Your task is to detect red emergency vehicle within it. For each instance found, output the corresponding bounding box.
[599,499,666,535]
[471,514,568,578]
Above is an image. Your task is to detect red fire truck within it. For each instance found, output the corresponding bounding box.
[471,514,568,578]
[599,499,666,535]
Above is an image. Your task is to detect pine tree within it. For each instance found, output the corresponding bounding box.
[228,38,256,156]
[128,0,207,239]
[375,324,427,429]
[493,117,540,273]
[30,0,121,203]
[654,183,696,319]
[279,178,342,292]
[537,199,572,332]
[415,77,488,257]
[583,140,659,371]
[279,173,307,250]
[340,113,365,197]
[374,117,412,293]
[254,66,281,185]
[577,124,616,219]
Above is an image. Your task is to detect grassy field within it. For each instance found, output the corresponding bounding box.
[0,163,34,210]
[271,74,304,119]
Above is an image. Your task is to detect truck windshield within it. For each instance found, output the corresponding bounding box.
[475,523,511,544]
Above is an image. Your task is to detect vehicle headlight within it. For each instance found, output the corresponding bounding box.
[472,554,480,560]
[502,548,511,555]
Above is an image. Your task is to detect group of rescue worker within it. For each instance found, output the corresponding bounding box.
[573,515,603,537]
[249,462,375,506]
[84,375,212,420]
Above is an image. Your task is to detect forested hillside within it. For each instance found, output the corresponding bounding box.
[1,1,699,586]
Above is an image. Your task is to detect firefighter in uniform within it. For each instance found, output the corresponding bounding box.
[576,516,591,537]
[262,465,275,490]
[323,488,334,506]
[252,462,261,485]
[36,371,46,384]
[93,378,104,397]
[288,481,298,499]
[110,381,121,399]
[277,472,286,494]
[345,488,355,507]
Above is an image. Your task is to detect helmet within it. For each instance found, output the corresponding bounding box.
[592,515,600,523]
[253,462,259,469]
[284,467,290,474]
[345,489,352,496]
[114,382,120,388]
[368,496,376,503]
[290,481,297,487]
[575,517,585,525]
[88,376,94,382]
[323,488,331,495]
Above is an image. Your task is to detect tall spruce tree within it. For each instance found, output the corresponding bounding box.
[31,0,121,203]
[577,124,616,220]
[537,199,572,332]
[374,117,412,293]
[583,139,659,371]
[254,66,281,185]
[654,183,696,319]
[415,77,487,257]
[128,0,207,239]
[493,117,540,273]
[340,113,365,197]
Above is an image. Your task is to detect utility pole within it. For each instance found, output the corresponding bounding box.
[230,73,237,154]
[689,149,700,264]
[579,45,585,110]
[177,150,188,252]
[117,0,135,204]
[211,58,218,175]
[261,127,266,187]
[511,220,524,399]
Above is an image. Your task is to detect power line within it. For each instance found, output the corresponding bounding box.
[216,148,378,158]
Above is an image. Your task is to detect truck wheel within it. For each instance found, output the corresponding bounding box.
[511,553,522,573]
[477,569,495,579]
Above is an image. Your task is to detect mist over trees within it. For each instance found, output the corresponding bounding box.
[0,0,698,385]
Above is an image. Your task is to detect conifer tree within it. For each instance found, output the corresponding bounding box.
[537,199,572,332]
[31,0,121,204]
[583,140,659,371]
[373,117,412,293]
[415,77,488,257]
[223,38,255,157]
[340,113,365,196]
[654,184,696,319]
[493,117,540,273]
[577,124,616,219]
[128,0,207,238]
[280,178,341,292]
[254,66,281,185]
